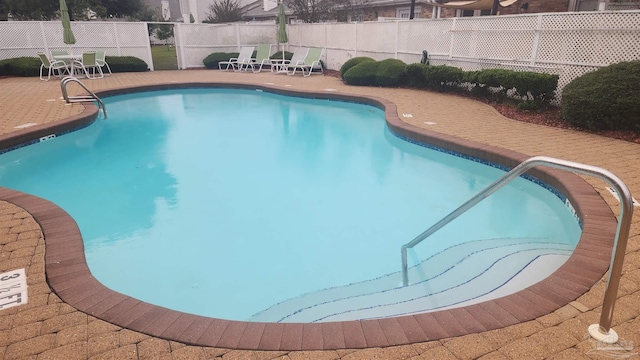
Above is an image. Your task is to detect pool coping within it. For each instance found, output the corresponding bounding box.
[0,83,617,351]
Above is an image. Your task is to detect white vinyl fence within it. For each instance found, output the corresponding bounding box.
[1,10,639,93]
[0,21,153,70]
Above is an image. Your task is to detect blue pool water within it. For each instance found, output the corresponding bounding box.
[0,88,581,322]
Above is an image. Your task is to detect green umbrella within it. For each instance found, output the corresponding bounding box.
[277,1,288,61]
[60,0,76,48]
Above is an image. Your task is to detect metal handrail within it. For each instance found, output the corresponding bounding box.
[60,76,107,118]
[400,156,633,341]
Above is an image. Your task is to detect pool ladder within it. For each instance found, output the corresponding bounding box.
[400,156,633,344]
[60,76,107,118]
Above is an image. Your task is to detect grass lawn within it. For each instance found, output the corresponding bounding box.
[151,45,178,70]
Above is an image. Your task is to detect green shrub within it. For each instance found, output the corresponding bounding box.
[375,59,407,87]
[203,52,238,69]
[104,56,149,72]
[511,71,558,104]
[340,56,375,79]
[517,100,541,111]
[0,57,41,77]
[342,61,378,86]
[405,63,429,88]
[561,61,640,132]
[342,58,407,87]
[270,51,292,61]
[423,65,464,92]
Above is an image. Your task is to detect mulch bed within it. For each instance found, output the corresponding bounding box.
[323,70,640,144]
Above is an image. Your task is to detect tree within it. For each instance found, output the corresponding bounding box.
[204,0,243,23]
[334,0,371,22]
[0,0,147,20]
[285,0,335,23]
[155,24,174,48]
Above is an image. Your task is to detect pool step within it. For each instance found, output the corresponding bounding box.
[250,238,574,322]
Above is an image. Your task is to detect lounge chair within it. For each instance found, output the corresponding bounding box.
[73,51,104,79]
[287,47,324,77]
[95,50,112,76]
[37,52,69,81]
[250,44,273,73]
[271,47,308,73]
[218,46,255,71]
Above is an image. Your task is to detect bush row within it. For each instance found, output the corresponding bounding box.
[343,58,558,107]
[341,57,638,133]
[0,55,149,77]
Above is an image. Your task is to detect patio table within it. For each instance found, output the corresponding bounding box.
[53,54,82,77]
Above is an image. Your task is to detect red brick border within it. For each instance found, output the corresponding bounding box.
[0,83,617,350]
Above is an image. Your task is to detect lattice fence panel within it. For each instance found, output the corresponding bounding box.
[450,15,537,61]
[237,24,278,45]
[397,19,454,57]
[0,22,46,58]
[356,21,397,54]
[537,12,640,66]
[326,23,356,51]
[289,23,326,47]
[325,23,356,69]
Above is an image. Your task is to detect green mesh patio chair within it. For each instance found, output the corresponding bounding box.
[73,51,104,79]
[287,47,323,77]
[37,52,69,81]
[95,50,112,76]
[250,44,272,73]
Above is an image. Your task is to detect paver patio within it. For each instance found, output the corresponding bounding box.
[0,70,638,359]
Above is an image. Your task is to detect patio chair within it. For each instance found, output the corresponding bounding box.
[51,49,70,65]
[250,44,272,73]
[218,46,255,71]
[37,52,69,81]
[73,51,104,79]
[271,47,308,74]
[287,47,324,77]
[95,50,112,76]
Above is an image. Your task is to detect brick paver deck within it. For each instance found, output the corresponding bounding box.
[0,70,638,359]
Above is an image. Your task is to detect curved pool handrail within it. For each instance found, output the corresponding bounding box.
[60,76,107,118]
[400,155,633,343]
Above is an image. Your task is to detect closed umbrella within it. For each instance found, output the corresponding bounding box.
[60,0,76,51]
[277,1,288,62]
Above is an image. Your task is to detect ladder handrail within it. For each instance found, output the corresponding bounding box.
[60,76,107,118]
[400,155,633,340]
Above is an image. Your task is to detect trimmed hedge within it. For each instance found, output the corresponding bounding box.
[203,52,239,69]
[339,56,375,79]
[103,56,149,72]
[342,61,377,86]
[561,61,640,132]
[423,65,465,92]
[270,51,293,61]
[343,58,407,87]
[0,57,42,77]
[0,55,148,77]
[376,59,408,87]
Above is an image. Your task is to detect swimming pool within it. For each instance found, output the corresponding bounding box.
[0,87,582,324]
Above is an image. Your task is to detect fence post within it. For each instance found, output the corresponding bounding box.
[448,18,457,60]
[355,22,358,57]
[236,23,241,50]
[529,14,543,67]
[39,22,49,55]
[143,22,155,71]
[177,23,187,69]
[111,23,121,56]
[395,20,399,59]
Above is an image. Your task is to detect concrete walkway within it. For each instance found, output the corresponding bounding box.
[0,70,638,359]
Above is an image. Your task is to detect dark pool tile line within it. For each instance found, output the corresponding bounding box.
[0,83,619,351]
[0,107,98,154]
